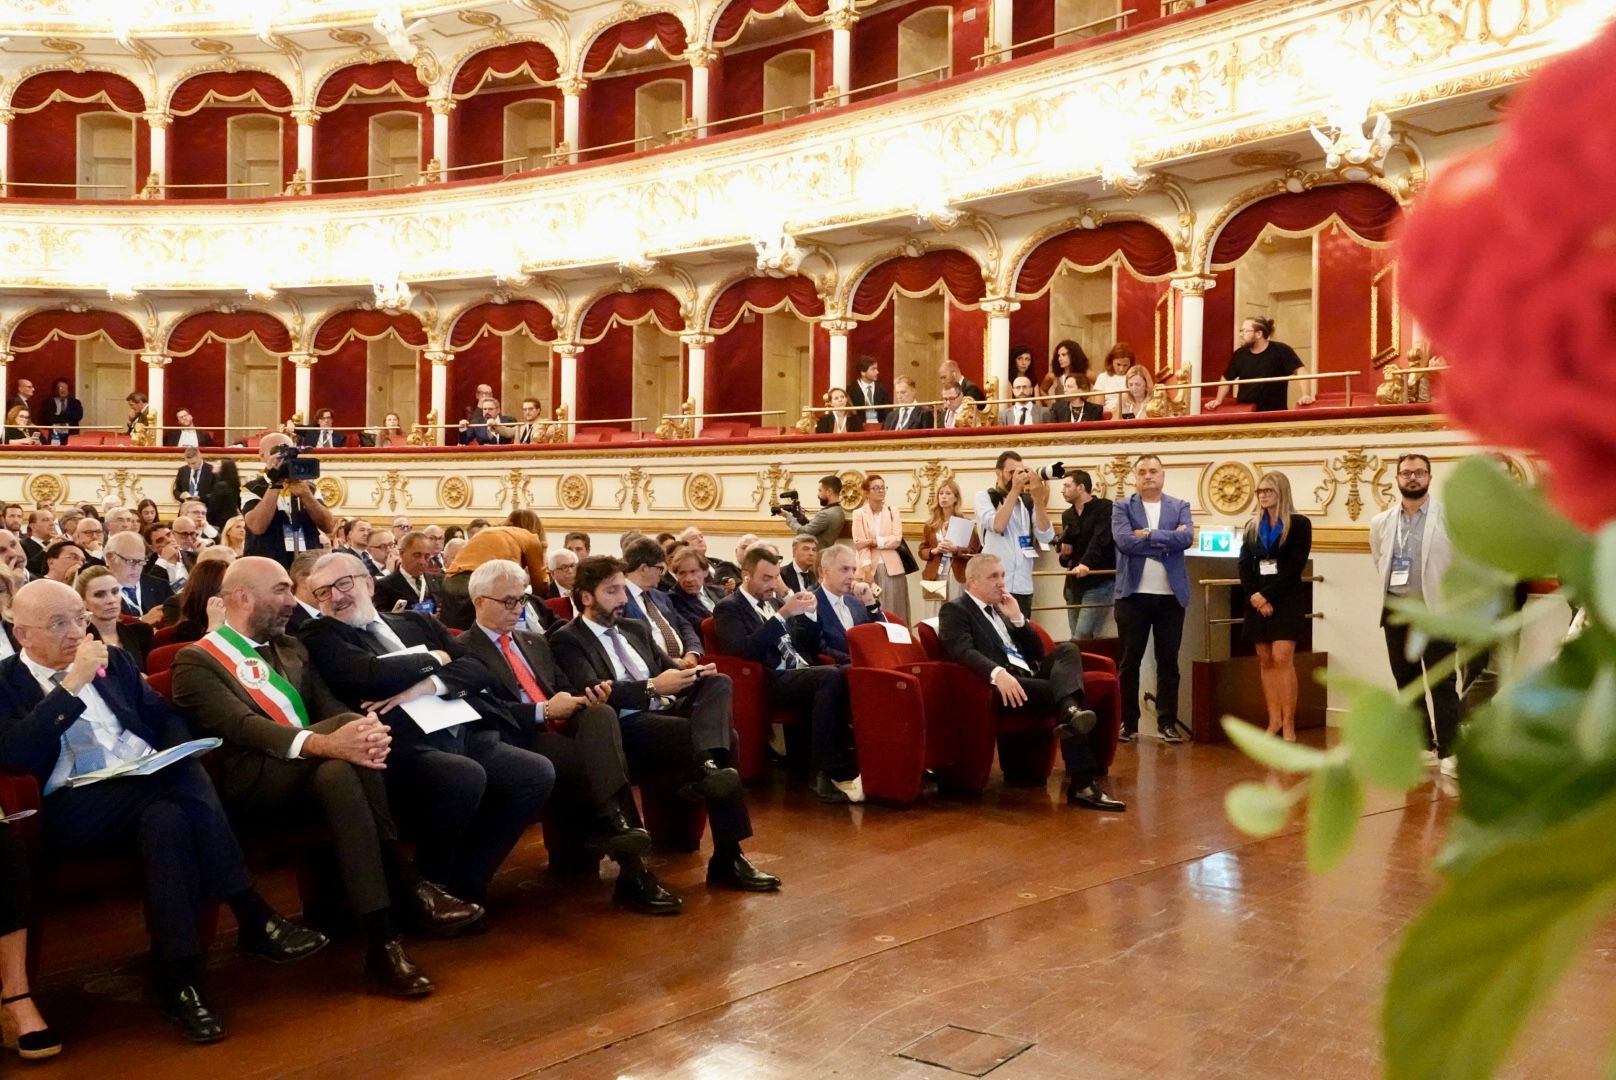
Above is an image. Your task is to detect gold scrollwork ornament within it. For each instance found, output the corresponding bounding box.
[1204,462,1256,515]
[439,475,471,511]
[315,476,345,508]
[558,474,592,511]
[838,471,866,510]
[26,473,66,506]
[685,472,720,512]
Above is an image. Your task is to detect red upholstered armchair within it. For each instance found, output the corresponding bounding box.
[1028,623,1122,776]
[845,623,996,804]
[699,616,793,781]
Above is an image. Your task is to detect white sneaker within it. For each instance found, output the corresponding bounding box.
[1439,756,1459,779]
[832,775,866,804]
[1420,750,1440,768]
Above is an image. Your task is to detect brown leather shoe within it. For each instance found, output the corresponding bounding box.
[407,881,485,937]
[365,939,434,998]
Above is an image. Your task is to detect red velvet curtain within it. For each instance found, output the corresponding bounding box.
[579,290,685,342]
[451,43,561,97]
[851,250,985,316]
[1211,184,1402,266]
[167,311,293,357]
[709,275,825,332]
[582,14,689,76]
[449,300,557,349]
[315,62,430,111]
[170,70,293,116]
[10,309,144,353]
[312,309,428,354]
[11,70,146,114]
[712,0,829,45]
[1015,221,1177,295]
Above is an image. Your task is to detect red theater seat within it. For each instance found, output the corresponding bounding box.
[700,616,796,781]
[544,596,574,621]
[145,642,188,675]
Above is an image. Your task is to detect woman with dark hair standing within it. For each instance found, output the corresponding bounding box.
[206,458,241,530]
[1041,339,1089,396]
[1239,470,1313,741]
[1009,345,1037,389]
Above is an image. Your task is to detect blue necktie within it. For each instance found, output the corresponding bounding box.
[123,586,139,611]
[624,593,648,623]
[52,672,108,776]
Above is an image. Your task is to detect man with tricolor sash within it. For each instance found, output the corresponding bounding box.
[171,557,486,1000]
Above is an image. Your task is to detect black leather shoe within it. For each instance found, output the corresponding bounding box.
[584,810,652,858]
[612,870,683,915]
[161,985,226,1044]
[408,881,485,937]
[1053,704,1098,740]
[239,915,330,964]
[810,772,851,803]
[679,759,741,802]
[365,939,435,998]
[707,852,781,892]
[1067,783,1127,812]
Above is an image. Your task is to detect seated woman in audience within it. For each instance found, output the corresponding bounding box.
[1041,339,1089,397]
[165,557,230,644]
[1050,373,1105,423]
[852,474,912,623]
[220,515,247,556]
[135,498,161,530]
[364,412,408,448]
[919,478,978,610]
[1115,364,1155,420]
[1,816,60,1062]
[75,566,154,673]
[1093,343,1135,418]
[3,407,39,445]
[814,387,857,434]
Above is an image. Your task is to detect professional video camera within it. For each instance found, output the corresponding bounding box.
[1036,462,1066,482]
[770,488,804,521]
[265,443,321,486]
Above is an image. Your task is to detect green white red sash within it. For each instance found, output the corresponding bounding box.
[197,625,310,729]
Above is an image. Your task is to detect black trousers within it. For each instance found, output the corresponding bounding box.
[42,760,251,962]
[1115,592,1186,731]
[530,703,634,817]
[1383,618,1461,757]
[1012,593,1034,619]
[766,665,854,780]
[998,642,1101,786]
[224,751,400,916]
[387,729,555,901]
[0,823,28,937]
[620,675,752,848]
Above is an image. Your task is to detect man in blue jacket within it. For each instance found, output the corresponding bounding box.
[1111,455,1194,744]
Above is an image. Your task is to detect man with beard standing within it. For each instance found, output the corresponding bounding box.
[1369,453,1459,776]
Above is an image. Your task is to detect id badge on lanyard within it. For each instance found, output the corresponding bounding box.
[1018,533,1036,559]
[1389,554,1411,588]
[1259,558,1279,576]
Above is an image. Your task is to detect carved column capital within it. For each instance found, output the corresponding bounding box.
[424,349,453,366]
[291,107,321,127]
[680,332,715,348]
[139,352,173,368]
[286,351,318,369]
[552,342,585,359]
[827,8,860,31]
[142,111,173,130]
[684,47,719,69]
[427,96,456,116]
[819,318,857,336]
[0,351,14,365]
[0,108,16,126]
[980,297,1020,318]
[558,77,588,97]
[1170,275,1217,296]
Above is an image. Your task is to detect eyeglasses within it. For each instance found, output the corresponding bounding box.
[17,613,89,634]
[476,593,526,612]
[1397,470,1430,479]
[108,552,145,566]
[311,575,359,602]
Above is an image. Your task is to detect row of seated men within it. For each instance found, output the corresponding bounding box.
[0,528,1117,1059]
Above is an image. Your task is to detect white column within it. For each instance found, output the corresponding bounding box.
[822,319,855,392]
[982,298,1018,401]
[555,343,582,440]
[560,78,585,164]
[0,352,12,411]
[425,349,451,444]
[293,109,318,193]
[144,112,171,197]
[0,110,12,196]
[988,0,1015,63]
[687,51,714,138]
[681,333,712,434]
[829,10,857,105]
[287,351,316,425]
[427,97,452,183]
[1173,276,1214,414]
[141,353,171,440]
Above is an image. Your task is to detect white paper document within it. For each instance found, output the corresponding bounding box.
[945,516,976,550]
[401,695,480,734]
[0,808,37,825]
[64,737,223,789]
[880,622,913,645]
[379,644,429,658]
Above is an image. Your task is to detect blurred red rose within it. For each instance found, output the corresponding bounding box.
[1399,21,1616,530]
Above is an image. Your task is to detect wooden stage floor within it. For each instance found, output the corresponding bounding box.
[24,734,1614,1079]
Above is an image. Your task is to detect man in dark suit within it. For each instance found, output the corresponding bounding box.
[37,379,83,434]
[298,554,554,905]
[780,534,819,593]
[1058,471,1116,642]
[19,508,55,575]
[171,446,216,504]
[285,550,322,634]
[3,578,327,1041]
[940,359,985,402]
[162,408,216,448]
[7,377,33,413]
[714,546,861,803]
[551,556,779,893]
[882,376,934,431]
[104,531,172,617]
[809,543,886,666]
[172,557,483,1000]
[622,537,702,663]
[297,408,347,448]
[458,396,516,445]
[939,553,1123,811]
[666,545,728,629]
[374,531,445,616]
[459,558,687,915]
[848,355,890,428]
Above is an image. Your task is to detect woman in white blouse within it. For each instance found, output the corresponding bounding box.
[851,473,911,623]
[1093,343,1135,418]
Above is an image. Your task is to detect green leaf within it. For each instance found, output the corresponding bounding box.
[1339,686,1426,791]
[1575,665,1616,760]
[1383,792,1616,1080]
[1305,762,1362,871]
[1595,521,1616,633]
[1221,716,1330,772]
[1443,455,1591,580]
[1383,596,1503,645]
[1225,781,1296,837]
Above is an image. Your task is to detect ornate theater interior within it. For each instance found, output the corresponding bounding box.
[0,0,1610,1076]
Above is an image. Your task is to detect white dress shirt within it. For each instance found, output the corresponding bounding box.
[585,616,650,681]
[858,380,880,425]
[972,489,1055,598]
[24,653,154,795]
[1136,499,1174,595]
[973,595,1033,679]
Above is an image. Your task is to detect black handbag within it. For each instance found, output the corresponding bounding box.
[896,539,920,575]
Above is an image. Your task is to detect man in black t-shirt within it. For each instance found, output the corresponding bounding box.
[241,433,335,568]
[1205,317,1313,413]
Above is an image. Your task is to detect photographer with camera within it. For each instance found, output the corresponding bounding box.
[241,433,334,569]
[973,451,1057,618]
[773,475,847,554]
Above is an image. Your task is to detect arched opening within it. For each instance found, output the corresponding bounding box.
[168,69,294,200]
[450,42,563,180]
[849,249,987,414]
[447,300,559,423]
[706,275,826,429]
[8,309,146,437]
[313,61,430,194]
[226,114,284,198]
[308,310,428,429]
[8,70,149,200]
[762,49,815,122]
[368,110,422,190]
[579,13,691,159]
[634,78,687,150]
[897,7,952,89]
[166,310,293,441]
[502,100,556,173]
[577,290,685,435]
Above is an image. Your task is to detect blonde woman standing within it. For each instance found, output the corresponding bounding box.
[1238,471,1313,741]
[918,478,978,609]
[852,474,912,622]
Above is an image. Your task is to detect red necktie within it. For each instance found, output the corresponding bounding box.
[498,633,547,707]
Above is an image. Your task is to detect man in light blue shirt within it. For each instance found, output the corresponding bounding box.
[973,450,1055,617]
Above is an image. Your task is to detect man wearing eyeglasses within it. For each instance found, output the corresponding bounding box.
[298,553,556,908]
[104,531,171,622]
[620,538,702,664]
[364,530,399,579]
[1370,452,1459,777]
